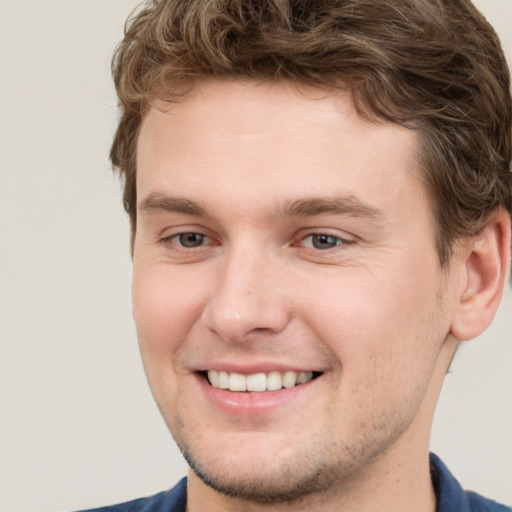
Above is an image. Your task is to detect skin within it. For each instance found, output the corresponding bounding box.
[132,80,507,512]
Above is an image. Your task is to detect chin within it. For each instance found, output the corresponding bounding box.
[171,422,390,505]
[181,441,347,504]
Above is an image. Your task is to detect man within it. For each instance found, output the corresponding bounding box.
[85,0,512,510]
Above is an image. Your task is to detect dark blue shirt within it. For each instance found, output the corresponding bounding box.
[80,454,511,512]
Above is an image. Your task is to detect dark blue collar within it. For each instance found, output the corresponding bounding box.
[430,452,510,511]
[80,454,510,511]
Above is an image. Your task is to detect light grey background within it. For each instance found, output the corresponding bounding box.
[0,1,511,511]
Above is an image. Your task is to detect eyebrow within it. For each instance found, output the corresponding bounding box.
[273,196,385,220]
[138,192,385,221]
[138,193,209,216]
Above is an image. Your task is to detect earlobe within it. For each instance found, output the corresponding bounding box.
[450,210,511,341]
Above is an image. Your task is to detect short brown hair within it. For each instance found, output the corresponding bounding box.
[111,0,512,264]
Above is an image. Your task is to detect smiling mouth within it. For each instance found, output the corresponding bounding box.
[202,370,322,392]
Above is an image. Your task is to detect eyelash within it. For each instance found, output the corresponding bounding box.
[161,232,214,250]
[160,230,353,252]
[297,232,352,251]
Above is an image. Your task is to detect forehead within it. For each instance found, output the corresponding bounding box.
[136,80,424,220]
[139,80,406,153]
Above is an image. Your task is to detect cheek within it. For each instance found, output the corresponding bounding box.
[132,264,208,357]
[299,267,442,385]
[131,263,214,412]
[299,273,445,437]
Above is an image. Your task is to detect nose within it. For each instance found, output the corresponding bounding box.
[200,244,291,343]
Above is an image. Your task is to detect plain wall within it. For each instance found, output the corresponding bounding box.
[0,1,511,510]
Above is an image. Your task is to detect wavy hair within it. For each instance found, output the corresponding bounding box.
[111,0,512,264]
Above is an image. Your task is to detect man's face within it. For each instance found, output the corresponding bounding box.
[133,81,460,502]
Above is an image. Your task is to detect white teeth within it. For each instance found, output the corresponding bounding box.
[218,370,229,389]
[228,372,247,391]
[206,370,315,392]
[247,373,267,392]
[297,371,312,384]
[282,371,297,388]
[266,371,282,391]
[208,370,219,388]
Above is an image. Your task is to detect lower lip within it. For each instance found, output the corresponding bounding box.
[196,373,318,417]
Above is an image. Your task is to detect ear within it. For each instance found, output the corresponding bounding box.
[450,210,511,341]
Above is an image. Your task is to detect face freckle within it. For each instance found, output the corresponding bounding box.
[132,79,460,505]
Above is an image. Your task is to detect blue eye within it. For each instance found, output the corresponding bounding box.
[298,232,347,251]
[178,233,205,248]
[311,234,341,249]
